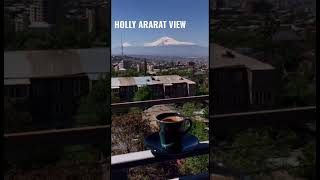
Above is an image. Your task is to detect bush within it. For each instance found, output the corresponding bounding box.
[133,86,152,101]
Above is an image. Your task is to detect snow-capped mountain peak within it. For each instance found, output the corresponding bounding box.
[144,36,195,47]
[122,42,132,47]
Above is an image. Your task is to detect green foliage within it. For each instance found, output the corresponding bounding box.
[158,68,193,78]
[181,102,201,117]
[111,68,119,77]
[197,83,209,95]
[74,77,110,161]
[4,22,107,50]
[62,145,99,163]
[133,86,152,101]
[281,74,316,106]
[185,155,209,175]
[181,102,209,175]
[6,146,63,171]
[290,141,316,180]
[223,129,274,172]
[115,69,144,77]
[124,69,144,77]
[111,91,120,103]
[191,121,208,141]
[202,106,209,119]
[217,128,298,174]
[4,97,33,133]
[76,77,110,126]
[129,107,143,113]
[212,30,265,49]
[182,121,209,174]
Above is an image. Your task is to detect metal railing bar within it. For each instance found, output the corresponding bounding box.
[111,141,209,169]
[211,106,316,134]
[169,172,209,180]
[111,95,209,109]
[211,137,315,151]
[5,125,110,137]
[5,125,110,160]
[5,160,110,175]
[210,106,316,119]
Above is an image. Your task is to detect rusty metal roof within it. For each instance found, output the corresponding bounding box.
[4,48,110,81]
[111,75,195,88]
[210,43,274,70]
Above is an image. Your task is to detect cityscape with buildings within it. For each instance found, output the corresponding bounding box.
[210,0,316,179]
[111,54,209,102]
[110,0,210,179]
[3,0,316,179]
[4,1,111,178]
[4,0,109,50]
[210,0,316,111]
[110,50,210,179]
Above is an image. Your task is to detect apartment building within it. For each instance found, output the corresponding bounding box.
[210,43,277,114]
[28,0,63,30]
[4,48,109,128]
[112,75,196,102]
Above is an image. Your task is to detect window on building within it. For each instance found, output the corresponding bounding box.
[56,80,62,93]
[4,87,9,97]
[268,91,271,102]
[9,87,15,97]
[55,104,63,113]
[15,87,23,98]
[236,72,243,82]
[74,79,81,96]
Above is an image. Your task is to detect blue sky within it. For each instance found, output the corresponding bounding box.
[112,0,209,48]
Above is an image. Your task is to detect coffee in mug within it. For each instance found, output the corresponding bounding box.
[156,112,192,152]
[160,116,184,123]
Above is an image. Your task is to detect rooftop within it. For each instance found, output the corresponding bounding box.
[210,43,274,70]
[112,75,195,88]
[4,48,110,85]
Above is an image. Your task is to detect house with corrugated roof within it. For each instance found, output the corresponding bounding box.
[4,48,110,128]
[111,75,196,101]
[210,43,277,113]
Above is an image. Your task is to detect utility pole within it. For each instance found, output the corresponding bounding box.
[121,33,124,56]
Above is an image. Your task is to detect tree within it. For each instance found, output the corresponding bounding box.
[74,77,110,163]
[111,91,120,103]
[75,77,110,126]
[4,97,33,133]
[158,68,193,78]
[197,83,209,95]
[281,74,315,106]
[4,98,64,172]
[122,69,143,77]
[130,86,152,112]
[133,86,152,101]
[111,68,119,77]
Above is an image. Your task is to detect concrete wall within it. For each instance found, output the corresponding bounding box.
[251,69,277,110]
[211,67,250,114]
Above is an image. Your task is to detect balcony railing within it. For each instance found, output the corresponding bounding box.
[4,95,316,179]
[112,141,209,169]
[110,95,210,179]
[111,95,209,109]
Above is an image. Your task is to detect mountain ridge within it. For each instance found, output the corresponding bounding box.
[112,36,207,57]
